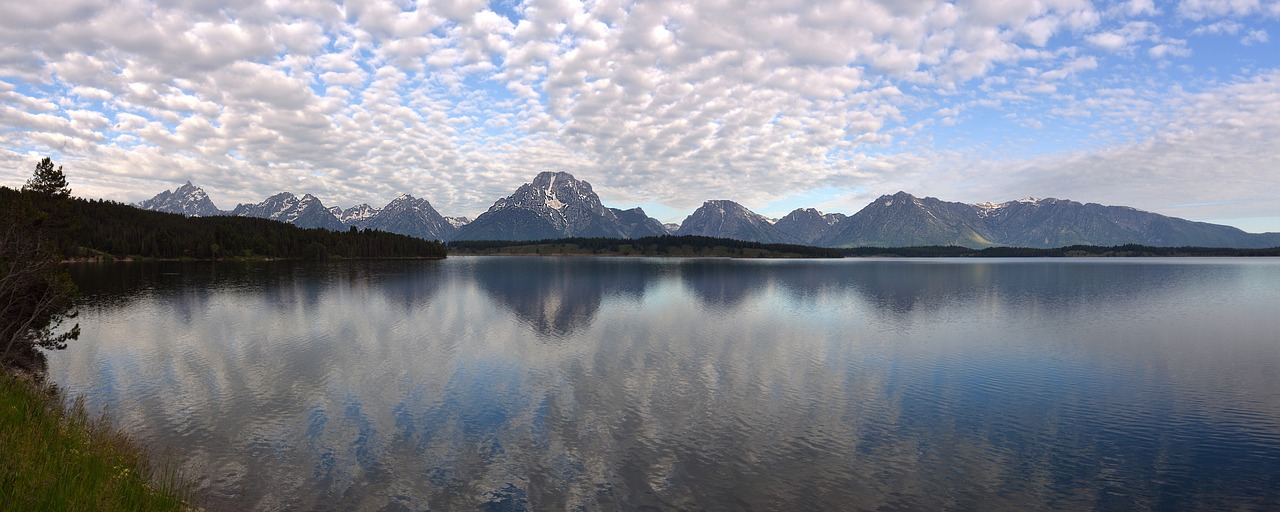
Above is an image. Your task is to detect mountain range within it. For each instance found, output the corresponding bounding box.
[136,174,1280,248]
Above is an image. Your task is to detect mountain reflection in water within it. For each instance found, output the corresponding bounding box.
[56,257,1280,511]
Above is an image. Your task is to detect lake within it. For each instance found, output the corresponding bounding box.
[53,257,1280,511]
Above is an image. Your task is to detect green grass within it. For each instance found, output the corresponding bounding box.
[0,372,196,511]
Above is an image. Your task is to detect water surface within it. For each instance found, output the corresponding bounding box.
[54,257,1280,510]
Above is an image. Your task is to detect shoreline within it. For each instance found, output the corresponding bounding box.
[61,255,447,264]
[0,368,197,510]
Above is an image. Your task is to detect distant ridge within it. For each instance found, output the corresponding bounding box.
[820,192,1280,249]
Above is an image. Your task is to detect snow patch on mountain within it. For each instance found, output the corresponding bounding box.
[135,181,223,217]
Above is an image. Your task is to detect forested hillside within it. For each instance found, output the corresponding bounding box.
[0,187,446,260]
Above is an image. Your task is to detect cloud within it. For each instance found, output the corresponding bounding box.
[1086,21,1159,52]
[1124,0,1159,16]
[1242,29,1270,45]
[0,0,1275,230]
[1177,0,1280,20]
[1190,20,1246,36]
[914,71,1280,223]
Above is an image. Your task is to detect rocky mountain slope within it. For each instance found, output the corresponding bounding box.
[821,192,1280,249]
[363,194,454,241]
[675,200,799,245]
[455,172,642,241]
[135,181,223,217]
[774,208,847,245]
[611,207,670,238]
[230,192,346,231]
[818,192,995,248]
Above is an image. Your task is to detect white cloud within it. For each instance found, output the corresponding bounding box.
[914,71,1280,223]
[1242,29,1270,45]
[1125,0,1158,16]
[1190,20,1246,36]
[0,0,1274,229]
[1177,0,1277,19]
[1041,55,1098,80]
[1086,21,1159,52]
[1149,40,1192,58]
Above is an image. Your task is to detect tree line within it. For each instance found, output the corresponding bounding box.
[1,158,443,373]
[448,235,847,258]
[0,192,446,261]
[839,244,1280,257]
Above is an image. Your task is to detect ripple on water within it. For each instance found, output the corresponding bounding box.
[50,258,1280,511]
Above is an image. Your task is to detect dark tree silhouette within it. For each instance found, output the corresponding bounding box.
[0,196,79,374]
[23,157,71,198]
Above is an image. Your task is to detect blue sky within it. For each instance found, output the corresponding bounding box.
[1,0,1278,230]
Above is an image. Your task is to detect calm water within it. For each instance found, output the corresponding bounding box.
[54,257,1280,511]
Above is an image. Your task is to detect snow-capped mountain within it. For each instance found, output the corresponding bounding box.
[229,192,346,231]
[675,200,799,244]
[773,208,847,245]
[136,181,223,217]
[662,223,681,234]
[453,172,634,241]
[364,194,454,241]
[444,216,472,229]
[339,204,381,227]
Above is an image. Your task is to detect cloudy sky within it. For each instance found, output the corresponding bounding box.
[2,0,1279,230]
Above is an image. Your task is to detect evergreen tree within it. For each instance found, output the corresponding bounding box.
[0,195,79,374]
[23,157,71,198]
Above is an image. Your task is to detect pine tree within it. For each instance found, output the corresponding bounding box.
[23,157,71,198]
[0,195,79,373]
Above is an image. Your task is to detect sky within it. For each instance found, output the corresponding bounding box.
[2,0,1279,230]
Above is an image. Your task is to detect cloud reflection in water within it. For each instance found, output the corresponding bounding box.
[54,258,1280,511]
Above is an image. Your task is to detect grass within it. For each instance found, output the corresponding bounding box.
[0,372,196,511]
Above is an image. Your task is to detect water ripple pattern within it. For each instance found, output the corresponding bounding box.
[52,257,1280,511]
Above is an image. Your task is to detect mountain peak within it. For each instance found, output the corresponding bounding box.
[363,193,452,241]
[230,191,344,231]
[531,171,576,183]
[136,181,223,217]
[609,207,668,238]
[455,172,629,241]
[775,207,847,244]
[676,200,798,244]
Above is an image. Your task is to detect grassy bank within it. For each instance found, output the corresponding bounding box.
[0,372,195,511]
